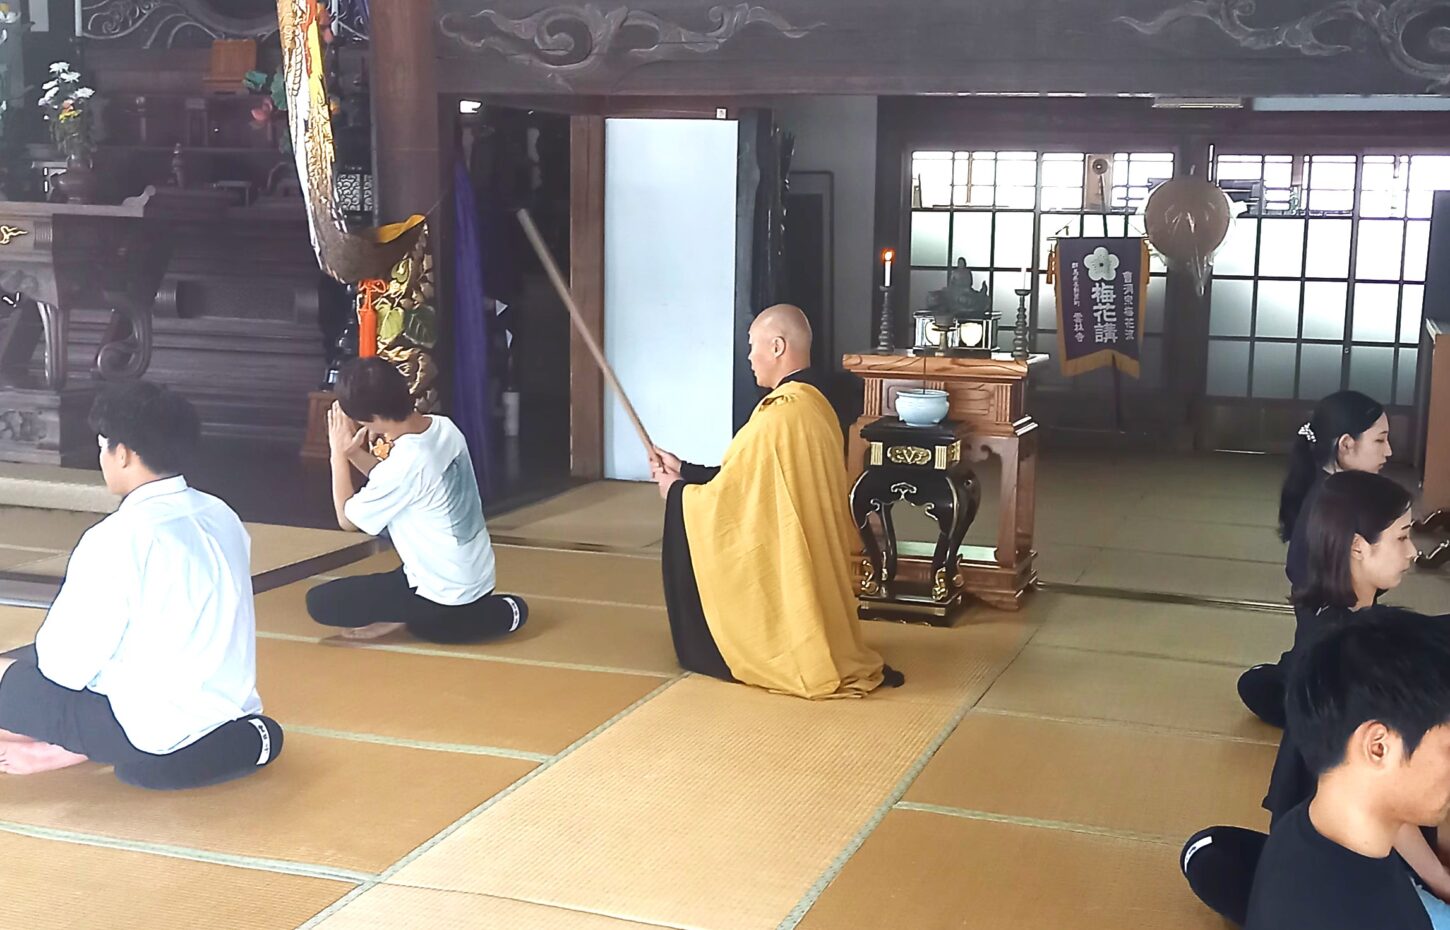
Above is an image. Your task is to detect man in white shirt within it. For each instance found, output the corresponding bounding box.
[307,357,527,643]
[0,382,276,782]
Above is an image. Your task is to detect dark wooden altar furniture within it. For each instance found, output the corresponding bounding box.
[0,187,229,465]
[843,352,1042,611]
[852,417,981,624]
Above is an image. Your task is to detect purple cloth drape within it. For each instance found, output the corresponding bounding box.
[451,156,495,497]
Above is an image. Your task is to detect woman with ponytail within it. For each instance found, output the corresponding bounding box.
[1238,391,1390,728]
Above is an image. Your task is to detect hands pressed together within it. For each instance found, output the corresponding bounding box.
[651,447,682,500]
[326,402,367,461]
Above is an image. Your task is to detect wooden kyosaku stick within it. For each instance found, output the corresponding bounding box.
[515,209,662,469]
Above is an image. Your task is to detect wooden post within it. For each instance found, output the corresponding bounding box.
[370,0,439,223]
[569,114,606,479]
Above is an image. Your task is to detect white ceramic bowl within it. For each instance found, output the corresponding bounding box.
[895,388,949,427]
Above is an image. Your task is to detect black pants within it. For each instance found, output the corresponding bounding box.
[306,567,528,645]
[1237,660,1286,728]
[0,653,283,789]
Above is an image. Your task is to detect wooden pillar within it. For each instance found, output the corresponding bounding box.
[569,114,606,479]
[370,0,439,223]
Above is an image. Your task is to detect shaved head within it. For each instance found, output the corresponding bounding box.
[748,304,813,390]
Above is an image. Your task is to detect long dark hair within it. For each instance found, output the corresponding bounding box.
[1278,390,1385,542]
[1293,471,1411,610]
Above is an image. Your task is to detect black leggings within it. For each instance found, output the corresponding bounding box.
[305,567,528,644]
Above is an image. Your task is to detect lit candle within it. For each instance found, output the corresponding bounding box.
[1020,266,1030,291]
[883,249,895,289]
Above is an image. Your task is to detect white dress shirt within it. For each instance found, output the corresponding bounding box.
[35,476,262,754]
[344,415,496,605]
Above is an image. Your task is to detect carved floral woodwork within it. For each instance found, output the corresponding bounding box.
[438,2,822,89]
[1122,0,1450,91]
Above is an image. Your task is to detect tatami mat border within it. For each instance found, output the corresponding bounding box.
[893,801,1178,847]
[285,725,553,764]
[1038,581,1292,615]
[493,537,662,559]
[295,675,686,930]
[0,819,375,885]
[256,631,674,679]
[975,707,1280,746]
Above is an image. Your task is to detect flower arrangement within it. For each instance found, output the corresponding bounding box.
[40,62,96,163]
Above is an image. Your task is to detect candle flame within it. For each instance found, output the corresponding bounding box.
[882,249,895,262]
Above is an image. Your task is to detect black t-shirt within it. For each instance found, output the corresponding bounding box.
[1245,801,1431,930]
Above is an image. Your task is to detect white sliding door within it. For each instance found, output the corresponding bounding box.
[603,118,739,481]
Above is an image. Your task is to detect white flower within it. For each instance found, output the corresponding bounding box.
[0,12,17,25]
[1084,246,1120,282]
[73,87,93,99]
[38,89,56,106]
[42,80,57,90]
[49,61,69,73]
[61,71,80,83]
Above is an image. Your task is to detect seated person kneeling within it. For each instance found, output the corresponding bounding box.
[309,358,527,643]
[1245,612,1450,930]
[0,382,280,788]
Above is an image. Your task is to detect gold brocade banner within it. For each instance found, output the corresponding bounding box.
[276,0,423,284]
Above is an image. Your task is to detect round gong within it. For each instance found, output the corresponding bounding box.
[1143,177,1232,264]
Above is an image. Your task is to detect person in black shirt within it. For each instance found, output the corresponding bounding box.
[1238,390,1390,729]
[1183,471,1442,924]
[1244,613,1450,929]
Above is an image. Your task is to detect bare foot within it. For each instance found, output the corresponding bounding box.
[341,622,407,641]
[0,740,88,774]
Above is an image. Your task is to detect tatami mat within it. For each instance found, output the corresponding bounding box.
[1030,592,1293,667]
[977,644,1279,742]
[0,733,534,874]
[905,714,1273,840]
[1104,516,1286,563]
[488,482,646,531]
[0,455,1328,929]
[0,505,102,549]
[255,582,681,676]
[1395,568,1450,615]
[256,638,665,756]
[3,520,372,584]
[494,545,665,607]
[494,484,664,549]
[384,654,1020,930]
[1076,549,1289,602]
[795,809,1224,930]
[0,544,59,571]
[314,885,670,930]
[0,829,350,930]
[0,604,41,651]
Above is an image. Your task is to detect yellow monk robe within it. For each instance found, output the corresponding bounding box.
[682,380,887,698]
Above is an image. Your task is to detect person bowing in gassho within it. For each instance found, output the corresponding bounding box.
[650,303,904,699]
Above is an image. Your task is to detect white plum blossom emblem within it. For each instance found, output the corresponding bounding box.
[1084,247,1120,282]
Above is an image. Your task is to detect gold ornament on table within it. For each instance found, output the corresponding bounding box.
[860,559,879,596]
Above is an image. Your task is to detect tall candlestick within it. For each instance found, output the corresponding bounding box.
[883,249,895,289]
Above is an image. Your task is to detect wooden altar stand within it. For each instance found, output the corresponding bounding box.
[0,187,227,465]
[843,352,1043,612]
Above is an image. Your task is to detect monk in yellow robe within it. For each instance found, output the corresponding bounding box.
[651,304,903,698]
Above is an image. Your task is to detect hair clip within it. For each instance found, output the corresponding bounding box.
[1298,423,1316,444]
